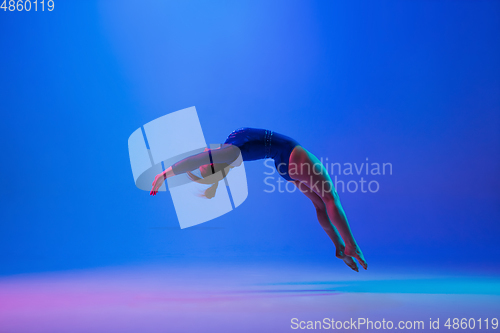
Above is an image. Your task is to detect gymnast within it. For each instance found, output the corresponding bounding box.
[150,127,367,272]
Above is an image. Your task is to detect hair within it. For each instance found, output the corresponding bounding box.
[186,168,217,199]
[186,162,232,199]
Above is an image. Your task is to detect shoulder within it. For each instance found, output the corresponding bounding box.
[220,144,241,157]
[225,128,249,144]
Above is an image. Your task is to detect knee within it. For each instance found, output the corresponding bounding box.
[314,204,324,213]
[322,191,339,205]
[313,201,327,213]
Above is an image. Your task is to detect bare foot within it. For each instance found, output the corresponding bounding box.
[342,256,359,272]
[336,247,359,272]
[335,247,345,259]
[345,245,368,270]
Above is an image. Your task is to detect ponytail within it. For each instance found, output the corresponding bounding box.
[186,170,220,199]
[186,163,232,199]
[204,182,219,199]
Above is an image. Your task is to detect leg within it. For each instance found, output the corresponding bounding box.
[289,146,368,269]
[290,180,344,253]
[291,180,360,271]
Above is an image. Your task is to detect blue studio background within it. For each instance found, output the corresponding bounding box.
[1,0,499,275]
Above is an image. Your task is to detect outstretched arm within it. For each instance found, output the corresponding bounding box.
[150,145,239,195]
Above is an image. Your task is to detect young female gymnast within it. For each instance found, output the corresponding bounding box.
[150,128,367,272]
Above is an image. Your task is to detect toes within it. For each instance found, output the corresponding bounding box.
[348,262,359,272]
[347,249,368,270]
[354,255,367,270]
[343,257,359,272]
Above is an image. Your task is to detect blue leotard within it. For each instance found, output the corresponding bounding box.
[171,128,300,181]
[223,128,300,181]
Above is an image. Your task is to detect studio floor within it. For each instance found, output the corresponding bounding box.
[0,262,499,332]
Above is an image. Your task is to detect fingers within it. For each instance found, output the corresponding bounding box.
[150,176,165,196]
[150,180,155,196]
[150,176,160,196]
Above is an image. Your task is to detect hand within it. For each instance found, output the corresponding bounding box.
[150,172,166,196]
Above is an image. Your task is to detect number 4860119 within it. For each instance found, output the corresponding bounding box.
[1,0,54,11]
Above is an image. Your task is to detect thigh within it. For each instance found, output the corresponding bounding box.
[289,146,335,201]
[290,180,325,210]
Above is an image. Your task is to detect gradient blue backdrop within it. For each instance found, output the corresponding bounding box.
[1,0,499,275]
